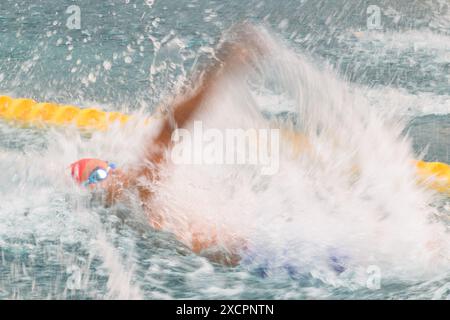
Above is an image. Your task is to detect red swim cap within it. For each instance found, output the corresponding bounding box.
[70,158,109,184]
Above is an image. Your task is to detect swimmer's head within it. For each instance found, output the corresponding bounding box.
[70,158,117,187]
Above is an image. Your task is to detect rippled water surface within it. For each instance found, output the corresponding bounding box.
[0,0,449,299]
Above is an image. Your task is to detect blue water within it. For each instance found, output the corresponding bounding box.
[0,0,449,299]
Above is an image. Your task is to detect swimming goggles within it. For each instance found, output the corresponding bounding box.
[84,162,117,186]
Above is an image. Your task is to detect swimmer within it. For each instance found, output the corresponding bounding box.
[69,25,266,266]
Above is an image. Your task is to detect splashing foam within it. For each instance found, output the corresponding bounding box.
[0,119,149,298]
[147,27,449,284]
[1,27,448,294]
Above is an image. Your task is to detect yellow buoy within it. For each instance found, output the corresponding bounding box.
[3,98,36,121]
[416,160,450,195]
[28,103,60,126]
[0,95,133,130]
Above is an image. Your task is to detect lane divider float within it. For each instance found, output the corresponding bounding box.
[0,95,449,195]
[0,95,131,130]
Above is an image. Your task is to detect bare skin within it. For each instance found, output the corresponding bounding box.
[99,25,266,265]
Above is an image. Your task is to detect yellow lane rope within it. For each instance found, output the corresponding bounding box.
[0,95,130,130]
[416,160,450,195]
[0,95,449,195]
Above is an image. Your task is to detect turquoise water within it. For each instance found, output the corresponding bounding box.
[0,0,449,299]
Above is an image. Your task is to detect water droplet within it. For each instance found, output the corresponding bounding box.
[103,61,112,70]
[88,73,96,83]
[278,19,289,30]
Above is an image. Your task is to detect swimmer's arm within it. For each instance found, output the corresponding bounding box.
[103,44,237,200]
[109,49,225,206]
[105,24,266,191]
[143,24,268,174]
[105,25,261,263]
[187,223,244,266]
[139,27,263,263]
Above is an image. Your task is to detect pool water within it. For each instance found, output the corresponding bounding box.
[0,0,449,299]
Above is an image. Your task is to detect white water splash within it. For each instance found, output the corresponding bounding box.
[148,27,450,285]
